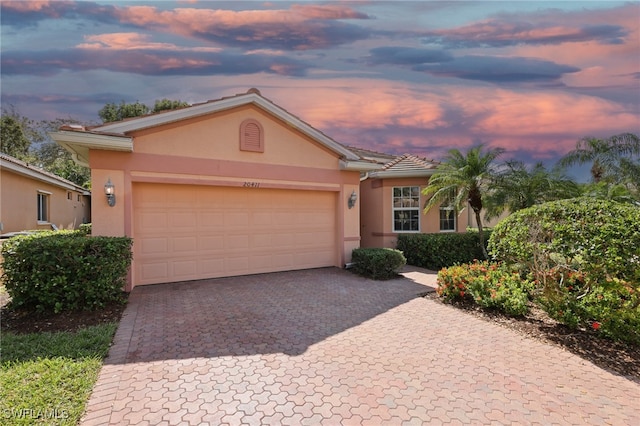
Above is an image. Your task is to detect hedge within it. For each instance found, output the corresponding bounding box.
[396,231,491,270]
[1,230,132,313]
[351,248,406,280]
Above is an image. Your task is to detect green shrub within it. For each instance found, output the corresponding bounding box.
[397,230,491,270]
[1,231,132,313]
[437,261,532,316]
[488,197,640,343]
[78,223,92,235]
[352,248,406,280]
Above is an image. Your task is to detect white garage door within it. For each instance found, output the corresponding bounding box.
[132,183,338,285]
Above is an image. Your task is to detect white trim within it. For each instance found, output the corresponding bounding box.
[339,159,384,172]
[391,186,421,233]
[369,169,435,179]
[92,93,360,161]
[439,206,457,232]
[49,130,133,167]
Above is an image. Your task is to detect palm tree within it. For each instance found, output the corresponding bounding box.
[423,145,504,259]
[484,161,580,220]
[559,133,640,183]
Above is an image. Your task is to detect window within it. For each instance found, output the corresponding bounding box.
[393,186,420,232]
[67,191,73,200]
[239,119,264,152]
[439,206,456,232]
[37,192,49,222]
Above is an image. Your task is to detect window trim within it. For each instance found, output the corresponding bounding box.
[392,186,420,233]
[37,190,51,223]
[439,205,456,232]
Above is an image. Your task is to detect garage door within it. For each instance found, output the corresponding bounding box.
[132,183,338,285]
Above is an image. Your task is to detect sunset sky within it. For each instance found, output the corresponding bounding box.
[1,1,639,179]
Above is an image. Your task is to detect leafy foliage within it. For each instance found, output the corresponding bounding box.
[484,161,580,220]
[153,98,190,113]
[559,132,640,184]
[1,231,132,313]
[488,197,640,344]
[437,261,532,316]
[396,231,490,270]
[0,108,91,187]
[98,100,150,123]
[99,99,191,122]
[423,145,504,258]
[351,248,406,280]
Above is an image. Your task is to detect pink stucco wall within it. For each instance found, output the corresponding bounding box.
[360,176,471,249]
[88,104,361,288]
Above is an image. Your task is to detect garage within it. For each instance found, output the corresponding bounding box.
[133,183,338,285]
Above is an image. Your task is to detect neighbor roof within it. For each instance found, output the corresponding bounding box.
[0,153,89,194]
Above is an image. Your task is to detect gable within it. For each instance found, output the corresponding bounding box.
[130,104,341,169]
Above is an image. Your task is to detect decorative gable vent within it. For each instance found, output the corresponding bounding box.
[240,119,264,152]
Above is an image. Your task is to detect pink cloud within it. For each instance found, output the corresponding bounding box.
[76,33,222,52]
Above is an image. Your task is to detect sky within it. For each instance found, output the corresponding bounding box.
[1,1,639,179]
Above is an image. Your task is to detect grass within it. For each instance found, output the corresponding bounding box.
[0,323,117,425]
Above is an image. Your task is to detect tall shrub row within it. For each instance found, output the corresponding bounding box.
[1,231,132,313]
[396,231,490,270]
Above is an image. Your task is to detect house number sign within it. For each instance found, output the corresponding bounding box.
[243,182,261,188]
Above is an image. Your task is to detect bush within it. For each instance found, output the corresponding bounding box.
[78,223,92,235]
[437,261,532,316]
[352,248,406,280]
[397,230,491,270]
[488,197,640,343]
[1,231,132,313]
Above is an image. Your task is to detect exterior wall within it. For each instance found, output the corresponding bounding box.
[88,104,361,287]
[360,176,471,249]
[0,169,89,233]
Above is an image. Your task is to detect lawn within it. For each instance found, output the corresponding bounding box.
[0,323,117,425]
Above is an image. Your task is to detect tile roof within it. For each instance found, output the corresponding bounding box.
[369,154,439,178]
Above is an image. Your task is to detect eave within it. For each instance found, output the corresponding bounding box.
[49,130,133,168]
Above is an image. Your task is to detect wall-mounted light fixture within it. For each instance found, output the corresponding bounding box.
[348,190,358,209]
[104,178,116,207]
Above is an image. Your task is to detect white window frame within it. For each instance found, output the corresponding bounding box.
[392,186,420,232]
[37,190,51,223]
[439,205,456,232]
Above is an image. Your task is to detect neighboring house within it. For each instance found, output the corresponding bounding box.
[0,153,90,235]
[50,88,483,290]
[359,153,473,248]
[51,89,379,290]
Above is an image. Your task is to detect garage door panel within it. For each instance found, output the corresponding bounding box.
[169,212,198,228]
[133,184,337,285]
[173,236,197,252]
[139,237,168,254]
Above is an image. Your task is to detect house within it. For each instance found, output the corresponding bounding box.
[359,153,473,248]
[0,153,90,236]
[51,89,382,290]
[51,88,476,291]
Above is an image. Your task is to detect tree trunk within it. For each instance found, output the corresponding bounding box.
[474,208,488,259]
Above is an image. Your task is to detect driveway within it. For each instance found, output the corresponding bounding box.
[82,268,640,425]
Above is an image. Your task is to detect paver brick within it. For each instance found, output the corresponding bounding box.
[80,268,640,425]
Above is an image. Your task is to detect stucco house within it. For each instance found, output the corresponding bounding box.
[51,89,474,290]
[0,153,90,235]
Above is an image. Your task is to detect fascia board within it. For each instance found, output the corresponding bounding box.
[369,170,436,179]
[1,157,84,191]
[339,160,385,172]
[50,131,133,168]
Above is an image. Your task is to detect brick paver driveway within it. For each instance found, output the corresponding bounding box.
[83,268,640,425]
